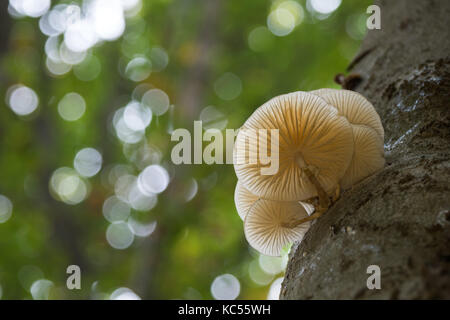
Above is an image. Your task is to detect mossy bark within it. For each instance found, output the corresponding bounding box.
[281,0,450,299]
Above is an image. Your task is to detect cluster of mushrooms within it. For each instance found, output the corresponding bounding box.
[233,89,385,256]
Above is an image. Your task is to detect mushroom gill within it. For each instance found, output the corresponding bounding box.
[244,199,311,256]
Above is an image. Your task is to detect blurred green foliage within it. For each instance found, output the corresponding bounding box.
[0,0,371,300]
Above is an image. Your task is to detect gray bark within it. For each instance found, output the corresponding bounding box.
[281,0,450,299]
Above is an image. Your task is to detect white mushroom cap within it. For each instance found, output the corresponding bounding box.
[339,125,385,189]
[234,91,354,201]
[311,89,385,188]
[244,199,311,256]
[310,88,384,140]
[234,181,260,221]
[235,180,315,220]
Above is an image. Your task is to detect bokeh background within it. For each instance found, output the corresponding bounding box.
[0,0,371,300]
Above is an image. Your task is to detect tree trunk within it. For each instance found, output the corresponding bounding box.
[281,0,450,300]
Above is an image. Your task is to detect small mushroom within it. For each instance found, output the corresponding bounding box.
[339,125,385,189]
[234,181,259,221]
[244,199,311,256]
[310,88,384,140]
[310,89,385,189]
[234,91,354,202]
[235,181,316,221]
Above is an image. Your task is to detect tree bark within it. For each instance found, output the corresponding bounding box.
[281,0,450,299]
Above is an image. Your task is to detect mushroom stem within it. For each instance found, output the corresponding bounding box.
[332,184,341,202]
[302,166,331,209]
[285,163,333,229]
[282,207,327,228]
[284,183,342,229]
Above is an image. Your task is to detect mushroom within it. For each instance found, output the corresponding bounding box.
[339,125,385,189]
[244,199,311,256]
[235,182,315,255]
[234,181,260,221]
[310,89,385,189]
[233,90,385,255]
[235,180,316,220]
[234,91,354,204]
[310,88,384,140]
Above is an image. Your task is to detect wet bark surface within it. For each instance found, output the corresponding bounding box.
[281,0,450,299]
